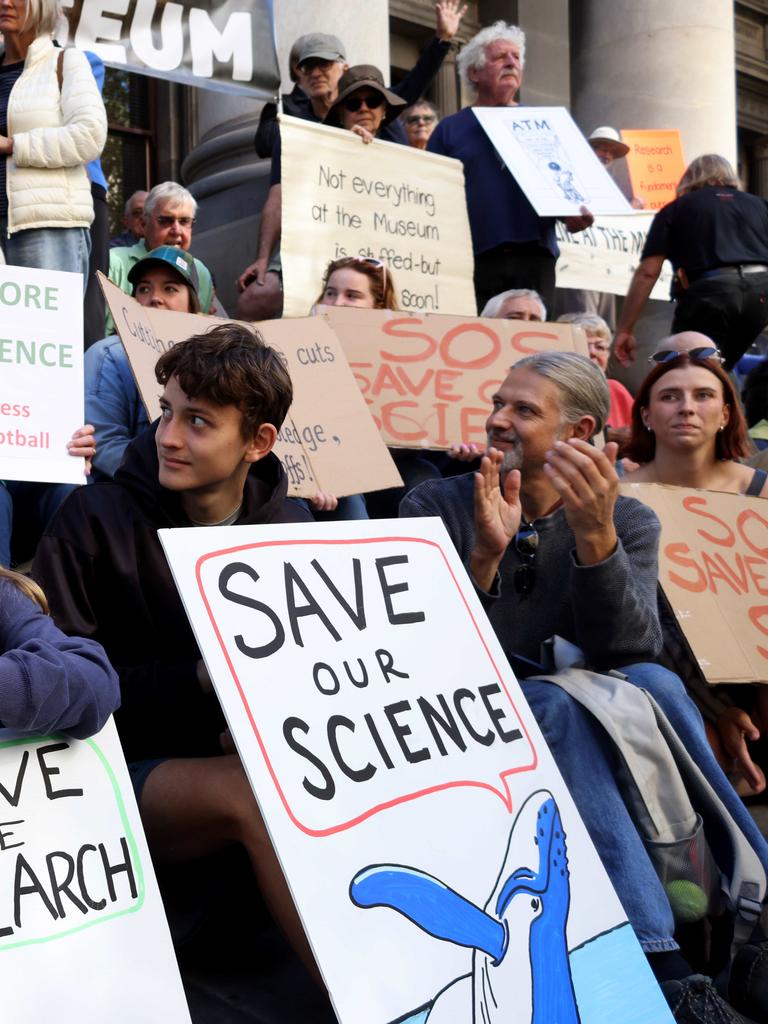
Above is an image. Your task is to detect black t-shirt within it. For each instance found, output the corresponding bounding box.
[641,185,768,278]
[0,60,24,219]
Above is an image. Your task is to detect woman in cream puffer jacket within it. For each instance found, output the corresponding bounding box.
[0,0,107,281]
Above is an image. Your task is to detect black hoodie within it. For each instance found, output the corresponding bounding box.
[34,425,311,762]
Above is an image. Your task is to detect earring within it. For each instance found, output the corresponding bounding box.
[645,425,652,432]
[719,425,725,432]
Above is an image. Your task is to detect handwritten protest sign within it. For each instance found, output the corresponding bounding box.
[0,719,190,1021]
[473,106,632,216]
[279,115,476,318]
[161,518,672,1024]
[58,0,278,99]
[556,212,673,299]
[621,130,685,212]
[621,482,768,684]
[323,307,587,449]
[0,264,85,485]
[100,275,401,498]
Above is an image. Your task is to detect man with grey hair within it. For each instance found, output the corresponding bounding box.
[429,22,592,315]
[106,181,215,332]
[402,351,768,1021]
[481,287,546,321]
[109,189,148,249]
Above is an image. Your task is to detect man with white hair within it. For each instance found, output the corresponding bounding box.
[428,22,592,314]
[481,287,546,321]
[106,182,215,332]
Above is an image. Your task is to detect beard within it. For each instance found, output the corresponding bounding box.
[487,432,523,481]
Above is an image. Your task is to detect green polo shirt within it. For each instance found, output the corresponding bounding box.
[105,240,214,334]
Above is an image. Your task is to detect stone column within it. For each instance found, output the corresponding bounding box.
[181,0,391,315]
[752,135,768,199]
[572,1,737,390]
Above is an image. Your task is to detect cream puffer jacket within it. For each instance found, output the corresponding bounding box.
[5,36,107,235]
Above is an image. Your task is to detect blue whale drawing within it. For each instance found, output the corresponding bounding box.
[350,790,580,1024]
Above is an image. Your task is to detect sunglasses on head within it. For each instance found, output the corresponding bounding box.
[513,520,539,596]
[343,93,385,112]
[327,256,388,291]
[649,346,724,364]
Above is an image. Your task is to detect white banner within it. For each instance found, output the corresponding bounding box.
[556,212,673,300]
[161,518,672,1024]
[473,106,632,217]
[0,265,85,485]
[0,720,190,1021]
[280,115,477,318]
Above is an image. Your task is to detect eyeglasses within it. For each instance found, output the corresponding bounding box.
[513,520,538,596]
[343,93,385,112]
[155,215,195,229]
[649,346,724,364]
[297,58,337,74]
[406,114,436,125]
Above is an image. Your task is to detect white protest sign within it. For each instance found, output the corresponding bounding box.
[0,719,190,1021]
[280,115,477,318]
[556,212,674,299]
[0,265,84,485]
[161,518,672,1024]
[473,106,632,216]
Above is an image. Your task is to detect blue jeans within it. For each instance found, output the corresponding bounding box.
[524,663,768,952]
[0,218,90,290]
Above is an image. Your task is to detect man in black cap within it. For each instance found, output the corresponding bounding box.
[236,1,467,321]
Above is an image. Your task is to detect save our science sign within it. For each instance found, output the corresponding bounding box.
[0,265,86,485]
[161,518,672,1024]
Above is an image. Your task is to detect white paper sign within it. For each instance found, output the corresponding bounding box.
[161,519,672,1024]
[473,106,633,217]
[0,265,84,484]
[0,719,191,1021]
[556,212,674,299]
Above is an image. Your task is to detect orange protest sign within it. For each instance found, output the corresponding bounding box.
[323,307,587,449]
[621,129,685,211]
[621,481,768,684]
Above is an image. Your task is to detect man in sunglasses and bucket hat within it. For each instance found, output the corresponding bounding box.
[402,350,768,1022]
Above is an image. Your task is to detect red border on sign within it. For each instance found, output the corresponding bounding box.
[195,535,538,836]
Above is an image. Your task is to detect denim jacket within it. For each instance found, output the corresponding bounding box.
[85,335,150,480]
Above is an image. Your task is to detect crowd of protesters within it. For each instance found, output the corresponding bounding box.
[6,3,768,1021]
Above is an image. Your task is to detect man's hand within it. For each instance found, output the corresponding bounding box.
[613,330,637,366]
[469,448,521,591]
[236,258,268,293]
[436,0,468,42]
[67,423,96,475]
[717,707,765,794]
[0,135,13,156]
[543,438,619,565]
[561,205,594,234]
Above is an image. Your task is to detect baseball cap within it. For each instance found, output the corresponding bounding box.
[295,33,346,66]
[128,246,199,294]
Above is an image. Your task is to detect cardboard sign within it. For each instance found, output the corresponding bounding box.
[473,107,632,217]
[58,0,279,99]
[0,264,85,485]
[279,115,477,318]
[323,307,588,449]
[100,275,401,498]
[0,719,190,1021]
[160,518,672,1024]
[621,130,685,212]
[621,482,768,684]
[556,212,673,299]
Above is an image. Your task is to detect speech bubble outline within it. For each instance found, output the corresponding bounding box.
[0,734,145,952]
[195,535,538,837]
